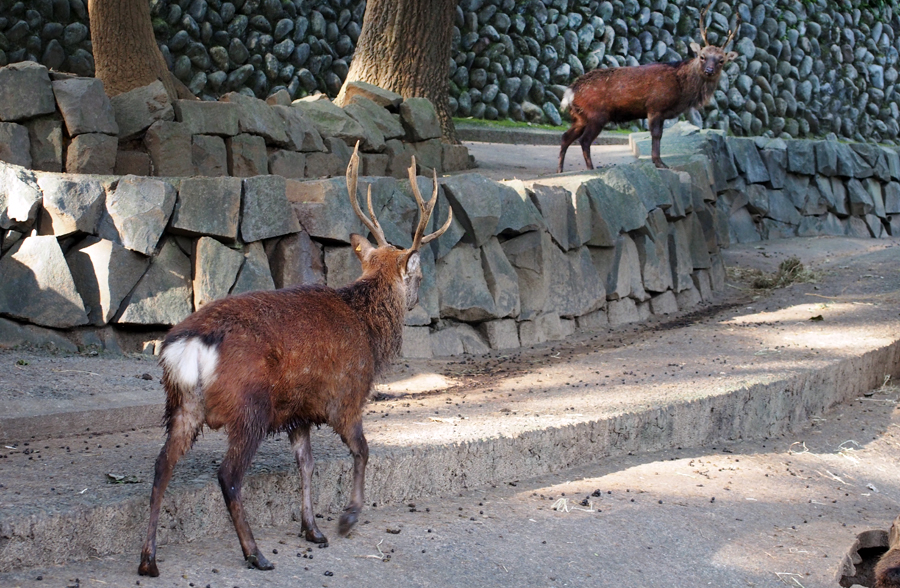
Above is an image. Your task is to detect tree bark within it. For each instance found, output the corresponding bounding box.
[335,0,458,144]
[87,0,181,100]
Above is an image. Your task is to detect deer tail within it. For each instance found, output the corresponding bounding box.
[560,87,575,113]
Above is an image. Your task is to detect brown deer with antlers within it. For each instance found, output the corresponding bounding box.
[138,145,452,577]
[558,2,740,171]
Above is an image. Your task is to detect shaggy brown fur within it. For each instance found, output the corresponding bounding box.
[876,516,900,588]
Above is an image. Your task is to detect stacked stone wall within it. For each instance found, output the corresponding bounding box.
[2,0,900,142]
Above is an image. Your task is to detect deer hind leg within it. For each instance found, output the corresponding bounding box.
[335,420,369,536]
[648,114,668,169]
[218,400,273,570]
[138,405,204,577]
[289,424,327,544]
[579,119,606,170]
[558,122,586,173]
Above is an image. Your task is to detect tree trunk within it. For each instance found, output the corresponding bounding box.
[335,0,458,144]
[87,0,181,100]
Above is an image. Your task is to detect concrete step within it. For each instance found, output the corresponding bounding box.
[455,123,629,146]
[1,238,899,571]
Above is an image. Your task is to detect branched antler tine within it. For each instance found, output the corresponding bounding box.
[346,141,389,246]
[699,1,712,45]
[723,13,742,49]
[408,160,452,250]
[365,184,388,246]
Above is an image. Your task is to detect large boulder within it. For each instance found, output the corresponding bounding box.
[0,235,89,328]
[65,236,149,325]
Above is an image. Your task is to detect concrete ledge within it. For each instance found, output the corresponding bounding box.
[456,124,629,146]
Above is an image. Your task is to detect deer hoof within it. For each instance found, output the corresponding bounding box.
[653,159,669,169]
[304,527,328,544]
[138,556,159,577]
[246,551,275,571]
[338,509,359,536]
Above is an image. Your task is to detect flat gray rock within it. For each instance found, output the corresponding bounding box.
[667,218,694,292]
[0,163,42,230]
[435,242,497,321]
[494,180,545,237]
[110,80,174,140]
[545,244,605,317]
[440,174,502,247]
[634,209,674,293]
[0,62,56,122]
[37,174,105,237]
[785,140,816,175]
[99,175,176,256]
[226,134,268,177]
[144,121,193,177]
[65,133,117,175]
[342,101,386,153]
[174,100,240,136]
[241,175,301,243]
[0,235,88,328]
[731,138,771,184]
[191,135,228,176]
[287,177,365,244]
[271,105,326,152]
[221,92,289,146]
[267,230,324,289]
[477,318,520,350]
[400,97,441,142]
[847,178,875,216]
[815,141,839,176]
[26,118,63,172]
[116,238,192,326]
[291,98,367,145]
[480,237,520,319]
[728,207,762,243]
[0,123,32,168]
[340,81,403,109]
[51,77,118,136]
[65,236,149,326]
[193,236,243,309]
[347,95,405,140]
[169,176,241,240]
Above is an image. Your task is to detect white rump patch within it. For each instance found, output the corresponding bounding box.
[560,87,574,112]
[160,337,219,391]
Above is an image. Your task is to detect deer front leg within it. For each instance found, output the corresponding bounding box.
[337,421,369,536]
[289,425,328,543]
[648,114,668,169]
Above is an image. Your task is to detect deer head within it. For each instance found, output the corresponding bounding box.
[690,2,740,78]
[345,143,452,310]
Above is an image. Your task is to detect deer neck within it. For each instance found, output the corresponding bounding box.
[678,58,720,111]
[338,275,406,375]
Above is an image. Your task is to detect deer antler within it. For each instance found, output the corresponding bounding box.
[408,156,453,251]
[346,142,389,247]
[699,1,712,46]
[723,12,742,49]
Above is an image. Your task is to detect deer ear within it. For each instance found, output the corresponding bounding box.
[402,250,421,277]
[350,233,376,263]
[690,42,702,55]
[726,51,738,62]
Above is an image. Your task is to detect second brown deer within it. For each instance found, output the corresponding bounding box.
[558,2,740,172]
[138,145,451,577]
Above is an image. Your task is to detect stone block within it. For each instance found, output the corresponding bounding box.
[844,216,870,238]
[174,100,240,136]
[888,214,900,236]
[728,207,762,243]
[37,174,104,237]
[439,173,502,247]
[401,326,433,359]
[269,150,307,179]
[885,182,900,214]
[287,177,365,243]
[0,316,78,352]
[193,236,243,310]
[835,142,873,179]
[342,101,386,153]
[227,133,268,177]
[675,285,701,311]
[115,150,151,176]
[607,297,640,327]
[865,178,886,218]
[144,120,193,177]
[518,312,564,346]
[230,241,275,294]
[442,143,470,172]
[170,176,241,240]
[552,244,607,316]
[305,151,346,178]
[884,147,900,180]
[864,214,885,238]
[829,177,850,217]
[26,118,64,172]
[785,140,816,175]
[51,77,118,136]
[399,97,441,142]
[0,164,42,230]
[493,181,546,237]
[481,236,520,319]
[192,134,228,176]
[815,141,839,176]
[761,218,797,239]
[576,308,608,331]
[384,138,414,178]
[361,153,389,177]
[267,230,325,288]
[65,236,149,325]
[802,184,829,215]
[0,235,89,328]
[527,183,575,250]
[847,179,874,216]
[650,290,678,315]
[66,133,117,174]
[430,326,465,357]
[116,238,191,325]
[271,105,326,152]
[241,175,301,243]
[731,137,771,183]
[477,319,520,350]
[668,218,693,292]
[595,233,647,301]
[766,189,803,225]
[347,95,405,140]
[110,80,174,140]
[410,139,443,174]
[798,213,845,237]
[291,97,367,145]
[0,122,32,168]
[99,175,176,255]
[590,167,653,235]
[323,245,361,289]
[692,269,713,301]
[501,230,551,320]
[221,91,289,146]
[341,82,403,110]
[0,62,56,122]
[759,148,786,189]
[436,243,496,321]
